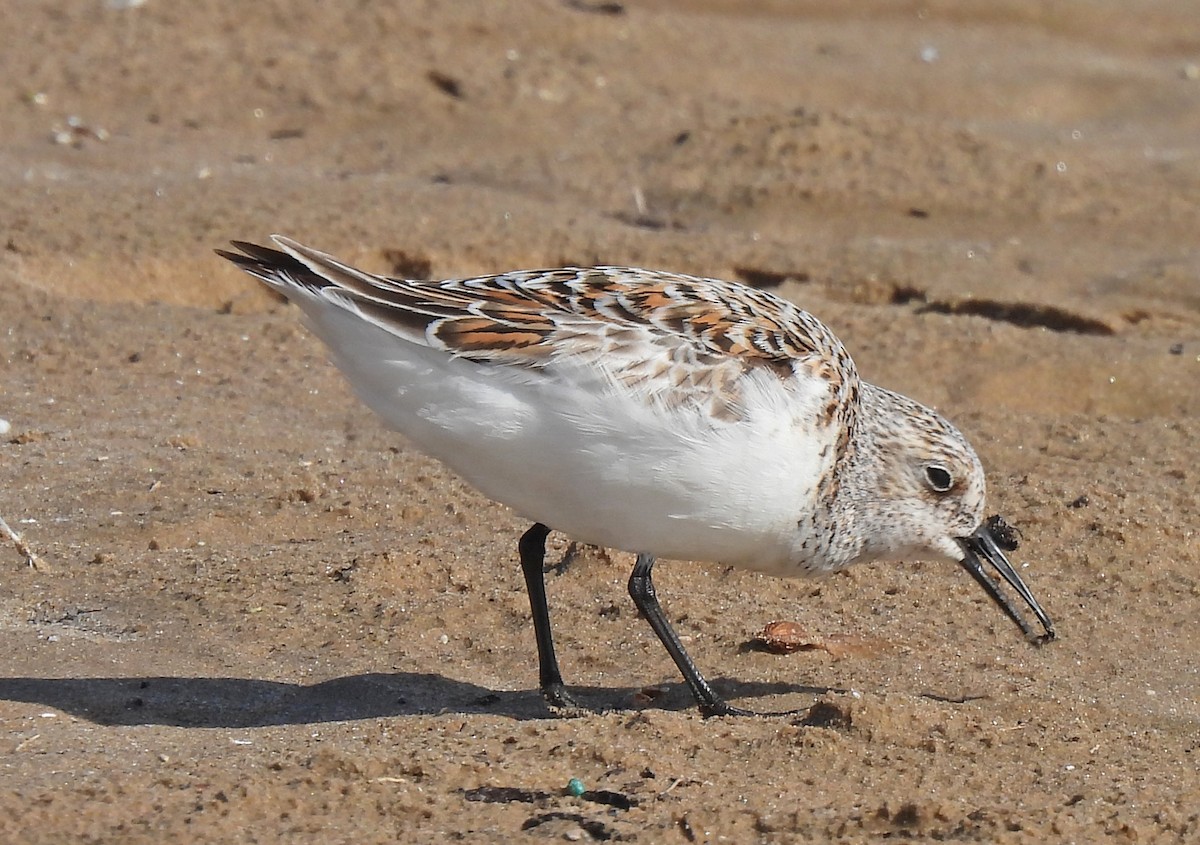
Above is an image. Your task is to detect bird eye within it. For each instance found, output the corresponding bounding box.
[925,464,954,493]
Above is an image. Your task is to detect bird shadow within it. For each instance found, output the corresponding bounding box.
[0,673,830,727]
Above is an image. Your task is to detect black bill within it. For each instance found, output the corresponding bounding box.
[957,516,1056,643]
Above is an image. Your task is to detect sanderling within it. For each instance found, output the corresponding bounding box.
[218,237,1055,717]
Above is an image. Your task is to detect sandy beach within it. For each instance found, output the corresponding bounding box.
[2,1,1198,841]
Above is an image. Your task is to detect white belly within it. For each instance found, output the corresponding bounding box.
[306,303,831,573]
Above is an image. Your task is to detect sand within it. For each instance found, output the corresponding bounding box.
[1,1,1198,842]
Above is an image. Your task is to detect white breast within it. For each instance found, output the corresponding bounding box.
[301,298,835,573]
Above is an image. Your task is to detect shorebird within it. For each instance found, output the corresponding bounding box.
[218,237,1054,716]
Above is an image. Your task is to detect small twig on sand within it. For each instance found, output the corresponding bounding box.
[0,513,47,571]
[14,734,40,753]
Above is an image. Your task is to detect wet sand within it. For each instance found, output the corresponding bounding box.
[2,1,1198,841]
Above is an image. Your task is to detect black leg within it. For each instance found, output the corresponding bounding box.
[518,523,582,712]
[628,553,796,718]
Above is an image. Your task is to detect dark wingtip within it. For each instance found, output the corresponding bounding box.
[229,240,290,263]
[215,241,266,267]
[215,239,312,278]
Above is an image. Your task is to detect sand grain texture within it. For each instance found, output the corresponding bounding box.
[2,1,1198,842]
